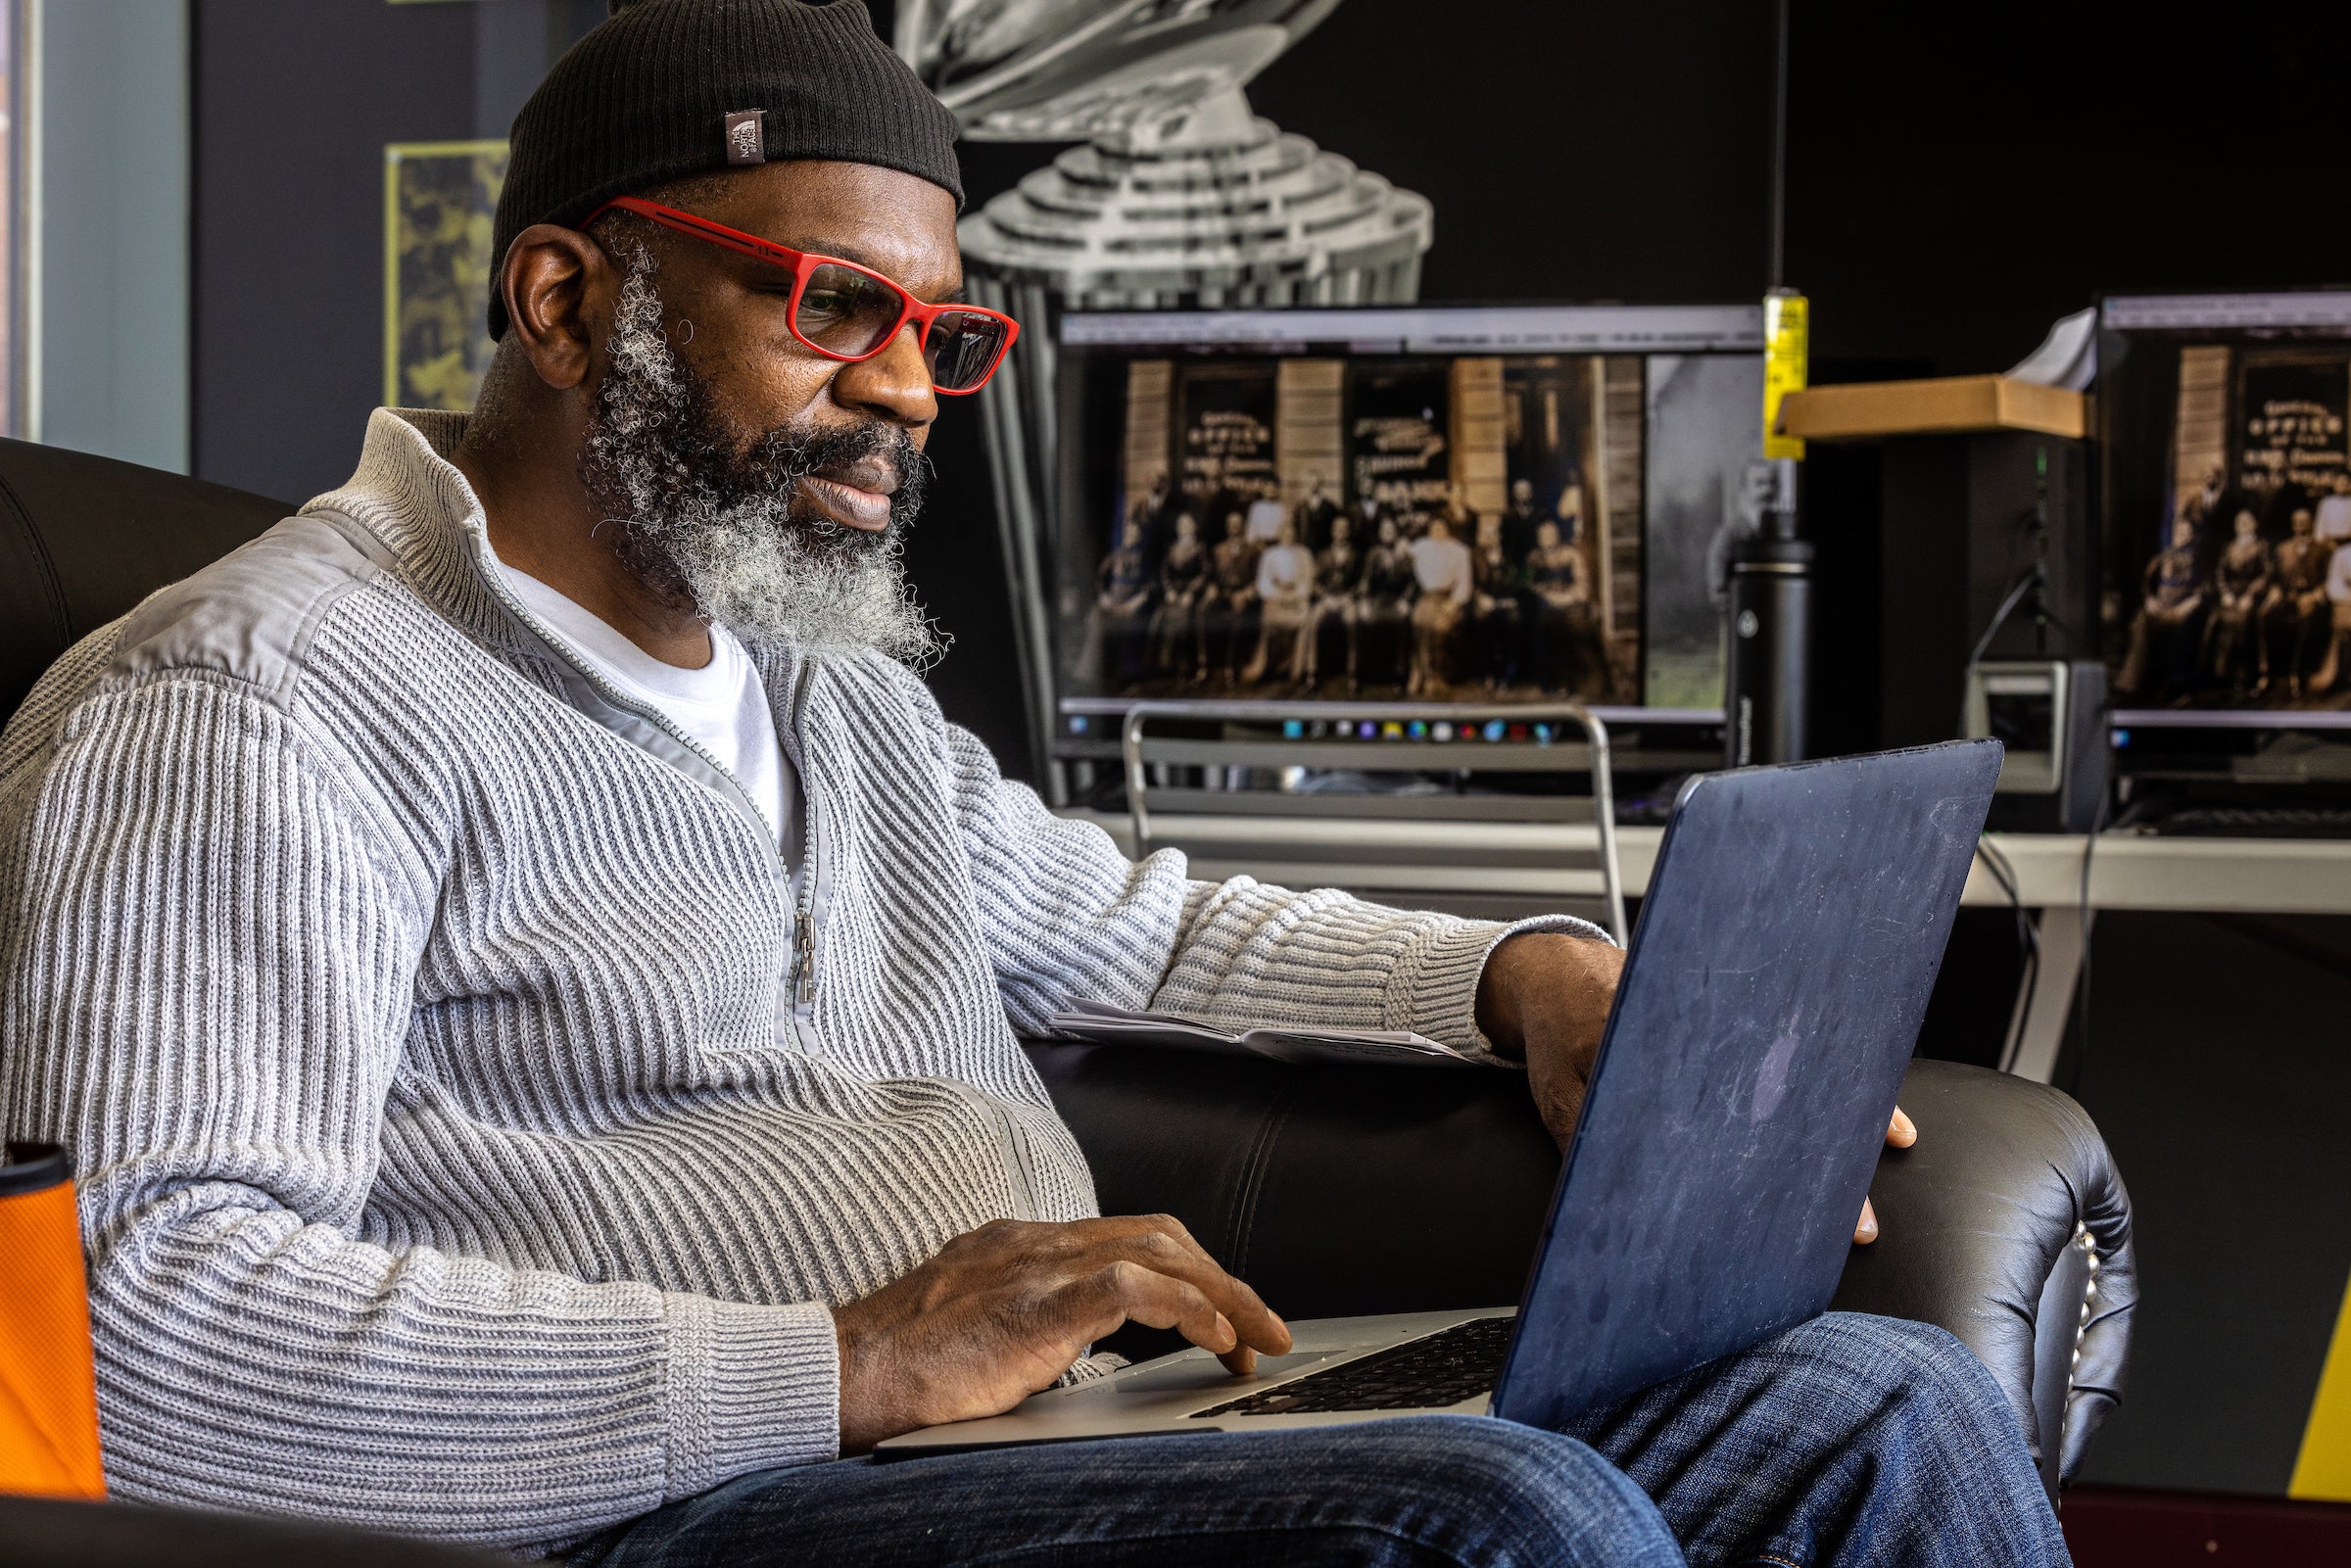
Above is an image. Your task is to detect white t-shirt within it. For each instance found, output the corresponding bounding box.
[499,565,795,854]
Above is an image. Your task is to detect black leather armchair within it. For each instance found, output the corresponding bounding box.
[0,438,293,722]
[1025,1043,2135,1497]
[0,436,2135,1506]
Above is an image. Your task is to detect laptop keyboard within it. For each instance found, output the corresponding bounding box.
[1188,1314,1513,1418]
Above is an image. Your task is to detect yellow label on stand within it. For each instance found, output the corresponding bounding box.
[1762,290,1808,461]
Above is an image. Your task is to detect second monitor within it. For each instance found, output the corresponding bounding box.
[1051,305,1767,724]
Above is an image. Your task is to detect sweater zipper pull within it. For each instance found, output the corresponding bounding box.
[795,912,815,1006]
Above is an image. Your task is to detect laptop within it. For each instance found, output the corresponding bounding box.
[876,740,2001,1457]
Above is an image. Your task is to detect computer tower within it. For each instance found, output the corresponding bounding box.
[1965,659,2111,832]
[1879,432,2095,750]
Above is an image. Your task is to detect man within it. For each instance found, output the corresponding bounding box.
[1206,506,1262,686]
[2185,461,2228,530]
[1243,493,1289,546]
[1129,469,1178,572]
[1147,510,1210,683]
[2318,471,2351,546]
[1353,511,1418,692]
[1470,510,1525,692]
[1501,475,1545,565]
[2205,509,2273,695]
[1242,518,1316,687]
[1293,469,1343,551]
[1091,517,1155,687]
[0,3,2061,1564]
[1406,513,1474,696]
[1307,510,1363,687]
[2119,509,2209,701]
[2260,505,2331,699]
[1528,516,1604,695]
[2321,533,2351,694]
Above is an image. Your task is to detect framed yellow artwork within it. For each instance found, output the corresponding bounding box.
[383,139,508,411]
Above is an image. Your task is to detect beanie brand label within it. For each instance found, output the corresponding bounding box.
[725,110,767,166]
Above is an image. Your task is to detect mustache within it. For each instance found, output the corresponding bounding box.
[737,420,933,538]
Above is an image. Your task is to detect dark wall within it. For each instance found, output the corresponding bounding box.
[2066,913,2351,1493]
[191,0,596,502]
[1788,2,2351,376]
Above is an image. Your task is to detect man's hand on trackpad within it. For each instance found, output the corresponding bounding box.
[830,1213,1291,1452]
[1475,931,1917,1247]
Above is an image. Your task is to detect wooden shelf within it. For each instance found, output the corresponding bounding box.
[1777,375,2088,442]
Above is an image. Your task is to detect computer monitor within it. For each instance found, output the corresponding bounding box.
[2099,290,2351,732]
[1049,305,1766,750]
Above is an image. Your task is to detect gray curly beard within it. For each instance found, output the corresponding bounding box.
[577,254,944,667]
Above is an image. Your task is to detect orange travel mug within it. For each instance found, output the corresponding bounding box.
[0,1142,104,1498]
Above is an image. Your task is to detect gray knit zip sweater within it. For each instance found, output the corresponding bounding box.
[0,409,1592,1552]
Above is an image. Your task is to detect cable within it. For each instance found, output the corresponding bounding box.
[1975,836,2039,1073]
[1965,566,2043,676]
[2064,789,2109,1096]
[1955,564,2045,738]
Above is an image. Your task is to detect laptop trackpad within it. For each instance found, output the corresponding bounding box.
[1116,1350,1332,1396]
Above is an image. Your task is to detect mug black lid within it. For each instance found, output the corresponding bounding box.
[0,1141,72,1197]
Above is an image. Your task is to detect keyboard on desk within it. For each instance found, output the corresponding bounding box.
[1190,1314,1514,1417]
[2143,805,2351,838]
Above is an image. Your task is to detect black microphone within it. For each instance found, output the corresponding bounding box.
[1724,460,1812,768]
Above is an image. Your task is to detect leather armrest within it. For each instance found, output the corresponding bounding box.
[0,1496,499,1567]
[1024,1042,2134,1490]
[1828,1057,2135,1493]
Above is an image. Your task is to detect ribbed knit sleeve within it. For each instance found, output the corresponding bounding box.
[930,704,1607,1057]
[0,678,837,1552]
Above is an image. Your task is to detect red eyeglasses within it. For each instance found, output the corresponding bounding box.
[584,195,1020,395]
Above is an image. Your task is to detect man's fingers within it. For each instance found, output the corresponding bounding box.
[1854,1195,1879,1245]
[1078,1260,1235,1354]
[1886,1106,1917,1148]
[1534,1071,1587,1153]
[1091,1223,1292,1357]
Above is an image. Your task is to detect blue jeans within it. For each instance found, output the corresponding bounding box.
[574,1313,2068,1567]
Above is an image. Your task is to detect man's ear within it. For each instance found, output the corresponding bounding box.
[498,222,611,393]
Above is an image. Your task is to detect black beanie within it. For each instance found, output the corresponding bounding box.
[487,0,963,340]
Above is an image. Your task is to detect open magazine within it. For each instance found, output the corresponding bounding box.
[1046,998,1480,1068]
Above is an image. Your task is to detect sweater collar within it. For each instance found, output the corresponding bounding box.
[307,404,818,712]
[304,407,526,655]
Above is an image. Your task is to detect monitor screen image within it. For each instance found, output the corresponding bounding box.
[2100,291,2351,728]
[1050,306,1766,722]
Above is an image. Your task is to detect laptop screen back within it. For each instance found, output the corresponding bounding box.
[1492,740,2000,1427]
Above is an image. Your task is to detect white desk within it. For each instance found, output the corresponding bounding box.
[1060,809,2351,1083]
